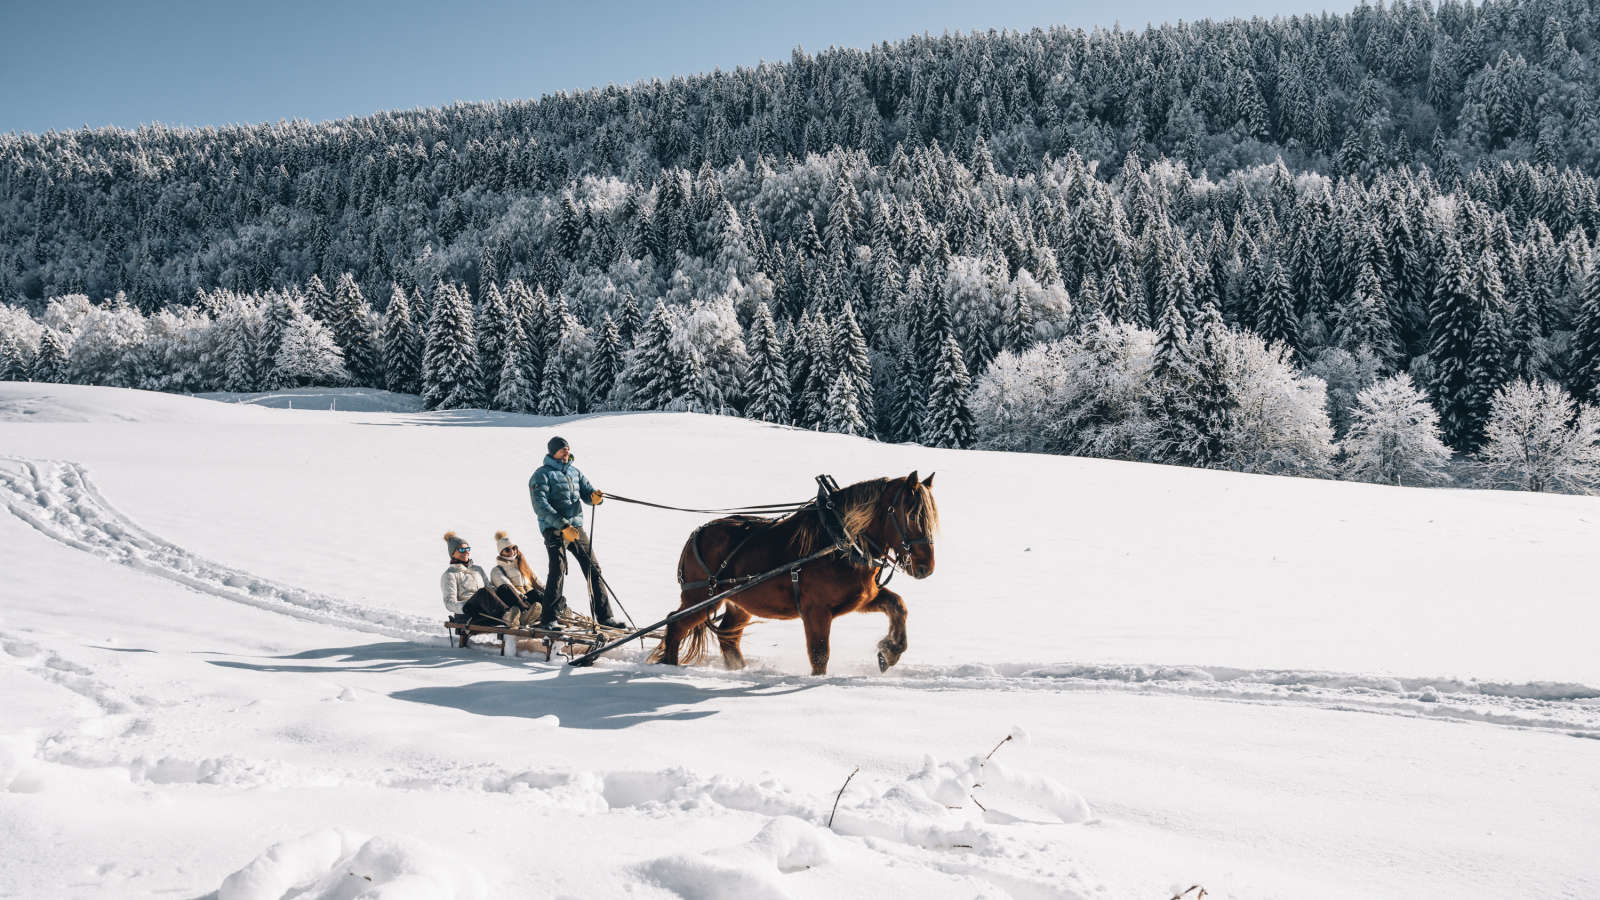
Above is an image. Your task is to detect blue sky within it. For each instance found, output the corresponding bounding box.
[2,0,1354,134]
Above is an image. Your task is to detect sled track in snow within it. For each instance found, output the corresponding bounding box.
[4,455,1597,737]
[0,456,442,644]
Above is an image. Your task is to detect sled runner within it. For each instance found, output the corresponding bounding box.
[445,610,664,661]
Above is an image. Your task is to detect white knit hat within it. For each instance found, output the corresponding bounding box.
[495,530,515,553]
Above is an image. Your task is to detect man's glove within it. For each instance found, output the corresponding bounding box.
[561,525,581,543]
[590,490,604,505]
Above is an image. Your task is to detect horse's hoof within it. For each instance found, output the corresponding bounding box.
[878,651,889,672]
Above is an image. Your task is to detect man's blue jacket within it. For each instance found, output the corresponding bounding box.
[529,454,597,532]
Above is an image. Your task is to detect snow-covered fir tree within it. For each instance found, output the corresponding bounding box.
[0,332,29,381]
[421,283,482,410]
[537,354,573,416]
[1152,294,1188,377]
[494,316,536,413]
[742,302,790,423]
[302,275,334,323]
[1568,253,1600,402]
[256,291,299,389]
[219,302,259,392]
[825,370,867,436]
[29,327,69,383]
[586,314,626,409]
[381,285,423,394]
[621,301,688,410]
[831,298,872,433]
[923,333,974,449]
[477,284,514,400]
[330,273,379,387]
[1429,237,1479,452]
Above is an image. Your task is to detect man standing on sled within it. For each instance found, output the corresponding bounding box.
[530,436,626,631]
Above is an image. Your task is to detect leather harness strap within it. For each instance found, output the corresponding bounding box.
[674,475,935,610]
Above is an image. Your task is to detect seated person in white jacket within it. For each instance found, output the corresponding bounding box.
[489,531,556,620]
[441,532,534,627]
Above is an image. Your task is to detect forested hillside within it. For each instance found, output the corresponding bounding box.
[6,0,1600,488]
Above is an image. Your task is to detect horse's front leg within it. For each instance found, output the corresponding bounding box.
[801,605,834,676]
[863,588,908,672]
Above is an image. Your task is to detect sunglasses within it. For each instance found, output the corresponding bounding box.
[500,546,518,554]
[455,547,471,554]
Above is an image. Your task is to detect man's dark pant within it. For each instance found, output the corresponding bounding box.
[463,585,533,626]
[543,526,612,623]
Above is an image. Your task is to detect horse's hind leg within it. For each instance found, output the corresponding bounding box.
[863,588,908,672]
[715,604,752,670]
[653,594,714,666]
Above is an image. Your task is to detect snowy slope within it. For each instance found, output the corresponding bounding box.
[1,383,1597,900]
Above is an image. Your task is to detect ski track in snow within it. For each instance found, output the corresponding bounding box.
[0,455,442,645]
[4,454,1598,741]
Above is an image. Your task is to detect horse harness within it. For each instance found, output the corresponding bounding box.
[676,474,933,609]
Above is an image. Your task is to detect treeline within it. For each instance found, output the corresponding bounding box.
[7,0,1600,489]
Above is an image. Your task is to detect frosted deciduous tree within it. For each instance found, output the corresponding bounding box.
[1340,373,1453,485]
[1476,380,1600,494]
[274,313,348,386]
[1150,306,1335,476]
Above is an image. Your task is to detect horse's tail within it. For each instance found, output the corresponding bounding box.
[646,600,722,665]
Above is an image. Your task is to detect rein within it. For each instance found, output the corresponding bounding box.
[604,493,809,516]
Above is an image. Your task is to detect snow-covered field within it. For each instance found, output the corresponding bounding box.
[1,382,1597,900]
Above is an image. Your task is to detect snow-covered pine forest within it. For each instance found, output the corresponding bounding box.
[7,0,1600,488]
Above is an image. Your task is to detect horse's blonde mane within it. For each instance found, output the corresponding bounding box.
[788,476,938,555]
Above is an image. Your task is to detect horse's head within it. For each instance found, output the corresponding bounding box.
[875,470,938,579]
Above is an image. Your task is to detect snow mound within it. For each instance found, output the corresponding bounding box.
[0,457,441,643]
[638,816,839,900]
[196,387,426,413]
[219,829,486,900]
[0,382,284,423]
[832,752,1091,849]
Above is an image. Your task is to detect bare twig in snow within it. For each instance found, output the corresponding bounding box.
[828,767,859,829]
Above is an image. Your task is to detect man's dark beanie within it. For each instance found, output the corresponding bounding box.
[548,436,570,455]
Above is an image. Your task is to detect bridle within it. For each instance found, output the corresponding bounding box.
[859,478,934,586]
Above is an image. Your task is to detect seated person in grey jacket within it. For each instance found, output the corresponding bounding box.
[441,532,534,627]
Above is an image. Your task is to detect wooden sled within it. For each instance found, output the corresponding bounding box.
[445,611,665,662]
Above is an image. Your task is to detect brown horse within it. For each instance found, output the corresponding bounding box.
[651,472,939,675]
